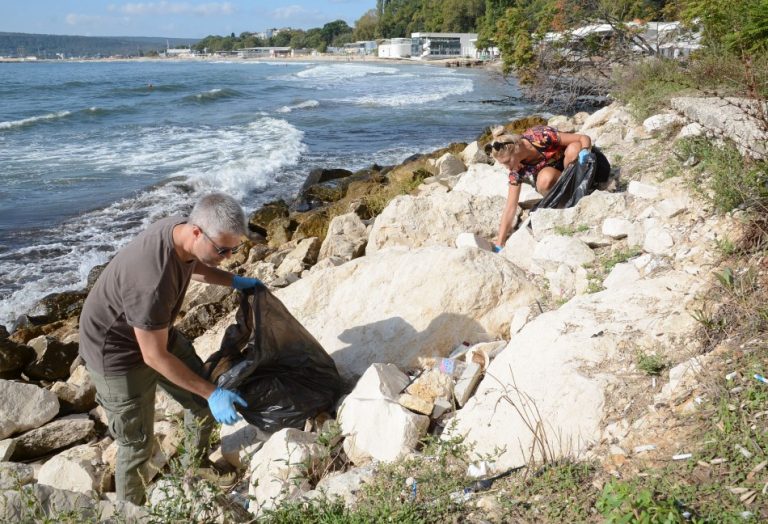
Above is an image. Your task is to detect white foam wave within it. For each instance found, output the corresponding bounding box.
[0,110,71,130]
[294,63,398,83]
[346,78,474,107]
[276,100,320,113]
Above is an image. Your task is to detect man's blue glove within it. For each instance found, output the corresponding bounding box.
[492,244,503,253]
[232,275,263,291]
[578,148,591,165]
[207,388,247,425]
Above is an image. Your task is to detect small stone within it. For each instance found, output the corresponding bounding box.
[398,393,434,415]
[633,444,656,454]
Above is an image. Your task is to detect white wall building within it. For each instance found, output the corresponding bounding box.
[378,38,413,59]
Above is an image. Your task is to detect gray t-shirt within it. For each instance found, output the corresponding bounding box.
[79,216,196,375]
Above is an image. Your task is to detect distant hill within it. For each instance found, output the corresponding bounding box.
[0,32,198,58]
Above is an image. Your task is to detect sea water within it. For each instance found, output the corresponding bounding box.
[0,59,531,329]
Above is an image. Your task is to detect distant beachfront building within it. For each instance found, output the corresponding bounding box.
[342,41,377,55]
[378,38,413,59]
[411,33,478,59]
[237,47,291,58]
[165,48,194,58]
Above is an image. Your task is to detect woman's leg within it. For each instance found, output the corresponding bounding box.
[536,167,563,195]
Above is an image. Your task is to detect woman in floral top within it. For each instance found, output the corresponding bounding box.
[485,124,593,251]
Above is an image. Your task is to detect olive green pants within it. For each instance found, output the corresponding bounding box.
[88,332,214,505]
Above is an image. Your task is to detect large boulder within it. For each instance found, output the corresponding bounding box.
[275,246,536,379]
[366,190,504,255]
[24,335,79,381]
[0,380,59,439]
[447,271,704,472]
[0,337,35,379]
[37,443,104,494]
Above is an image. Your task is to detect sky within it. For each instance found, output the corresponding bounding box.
[0,1,376,39]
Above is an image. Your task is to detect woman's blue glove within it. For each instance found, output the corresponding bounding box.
[207,388,247,425]
[492,244,503,253]
[578,148,591,165]
[232,275,264,291]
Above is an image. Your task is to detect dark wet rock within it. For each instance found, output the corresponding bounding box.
[249,200,290,237]
[267,217,295,248]
[24,336,79,381]
[28,291,87,324]
[0,338,35,379]
[300,168,354,191]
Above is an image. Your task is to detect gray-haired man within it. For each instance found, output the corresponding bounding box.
[79,192,261,504]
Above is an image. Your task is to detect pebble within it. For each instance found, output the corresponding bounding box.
[672,453,692,460]
[633,444,656,454]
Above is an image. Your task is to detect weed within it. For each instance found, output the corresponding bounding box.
[715,236,737,256]
[602,247,642,272]
[637,351,668,376]
[596,479,689,523]
[554,224,589,236]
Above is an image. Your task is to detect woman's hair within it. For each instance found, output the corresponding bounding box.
[485,125,523,160]
[188,192,247,238]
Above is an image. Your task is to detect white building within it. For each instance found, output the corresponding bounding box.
[342,41,378,55]
[378,38,413,59]
[237,47,292,58]
[411,32,478,59]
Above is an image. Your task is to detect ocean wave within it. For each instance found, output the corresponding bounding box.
[0,111,72,131]
[182,87,242,103]
[344,78,474,107]
[276,100,320,113]
[291,63,399,85]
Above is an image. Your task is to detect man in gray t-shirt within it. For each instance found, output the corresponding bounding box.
[79,192,263,504]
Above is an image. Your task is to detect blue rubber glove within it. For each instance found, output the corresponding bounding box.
[207,388,247,425]
[492,244,503,253]
[578,148,590,165]
[232,275,263,291]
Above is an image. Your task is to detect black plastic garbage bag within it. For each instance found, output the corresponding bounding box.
[532,147,611,210]
[202,287,344,433]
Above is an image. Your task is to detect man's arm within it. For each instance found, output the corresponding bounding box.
[134,326,215,399]
[191,262,235,286]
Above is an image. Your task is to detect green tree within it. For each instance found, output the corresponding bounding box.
[353,9,379,41]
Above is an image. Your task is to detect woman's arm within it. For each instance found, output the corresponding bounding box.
[559,132,592,151]
[496,183,522,248]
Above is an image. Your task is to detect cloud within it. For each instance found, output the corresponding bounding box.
[110,2,235,16]
[270,5,307,20]
[65,14,111,26]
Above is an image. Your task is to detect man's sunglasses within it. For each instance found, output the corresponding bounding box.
[198,227,244,256]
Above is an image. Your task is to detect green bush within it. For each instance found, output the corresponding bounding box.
[611,58,690,120]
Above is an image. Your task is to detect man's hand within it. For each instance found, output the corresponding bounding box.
[207,388,247,425]
[578,148,590,165]
[232,275,264,291]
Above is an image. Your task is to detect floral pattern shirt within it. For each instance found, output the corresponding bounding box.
[509,126,564,185]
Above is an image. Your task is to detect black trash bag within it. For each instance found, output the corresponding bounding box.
[202,287,344,433]
[532,147,611,211]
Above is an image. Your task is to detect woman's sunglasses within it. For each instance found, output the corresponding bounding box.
[484,141,515,154]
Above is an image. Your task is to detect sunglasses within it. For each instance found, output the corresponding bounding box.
[198,227,244,256]
[491,141,515,151]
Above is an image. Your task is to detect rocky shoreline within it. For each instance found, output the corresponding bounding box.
[0,97,763,520]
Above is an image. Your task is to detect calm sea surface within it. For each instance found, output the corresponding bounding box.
[0,59,531,329]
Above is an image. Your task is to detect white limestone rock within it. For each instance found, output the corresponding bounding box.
[643,227,675,256]
[459,141,489,165]
[0,380,59,439]
[602,217,633,239]
[318,213,368,262]
[366,190,505,254]
[547,115,575,133]
[676,122,705,140]
[339,364,429,464]
[314,465,377,507]
[447,271,703,472]
[502,225,538,271]
[455,232,493,251]
[642,113,686,135]
[275,246,537,379]
[37,443,102,494]
[0,440,15,462]
[248,428,324,515]
[427,152,466,179]
[219,419,270,469]
[531,235,595,274]
[628,181,661,200]
[452,162,508,198]
[603,263,641,290]
[276,237,320,277]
